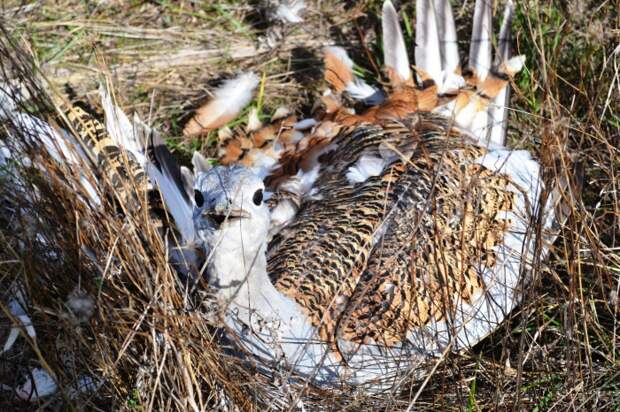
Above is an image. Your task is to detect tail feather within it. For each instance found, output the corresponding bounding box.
[434,0,459,73]
[415,0,442,84]
[469,0,493,80]
[488,0,515,146]
[382,1,411,85]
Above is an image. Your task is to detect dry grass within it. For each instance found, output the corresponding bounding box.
[0,0,619,410]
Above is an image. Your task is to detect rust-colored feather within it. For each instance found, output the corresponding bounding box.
[324,49,354,93]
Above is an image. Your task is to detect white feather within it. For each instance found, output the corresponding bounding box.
[382,1,411,84]
[469,108,491,143]
[274,0,306,23]
[294,118,317,130]
[213,72,259,119]
[324,47,383,103]
[146,164,195,243]
[438,70,466,94]
[489,2,518,146]
[272,106,291,120]
[347,81,385,104]
[192,151,211,174]
[277,165,321,200]
[469,0,493,80]
[415,0,442,83]
[250,151,279,179]
[134,115,196,243]
[434,0,460,73]
[2,283,35,354]
[269,199,298,237]
[99,87,146,165]
[0,368,57,401]
[488,91,509,146]
[346,155,387,184]
[504,55,526,74]
[246,107,263,132]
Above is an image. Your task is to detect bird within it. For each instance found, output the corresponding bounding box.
[140,0,568,387]
[0,0,566,390]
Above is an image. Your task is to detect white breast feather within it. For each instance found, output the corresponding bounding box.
[346,155,387,184]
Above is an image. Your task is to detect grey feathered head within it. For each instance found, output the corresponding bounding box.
[192,166,270,249]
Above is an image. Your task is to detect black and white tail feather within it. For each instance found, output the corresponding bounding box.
[355,0,520,146]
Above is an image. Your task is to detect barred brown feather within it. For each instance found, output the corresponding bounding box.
[268,113,520,350]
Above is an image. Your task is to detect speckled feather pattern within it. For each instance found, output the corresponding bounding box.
[267,113,520,350]
[65,106,149,210]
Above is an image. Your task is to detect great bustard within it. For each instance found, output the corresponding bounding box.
[146,0,564,385]
[0,0,566,390]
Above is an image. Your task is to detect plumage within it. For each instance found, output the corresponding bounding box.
[178,0,564,387]
[267,116,539,352]
[323,47,384,104]
[183,72,259,137]
[382,1,411,85]
[415,0,442,84]
[65,103,147,210]
[469,0,493,81]
[5,0,565,390]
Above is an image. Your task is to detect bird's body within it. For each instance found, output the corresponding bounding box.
[185,0,561,386]
[268,115,523,349]
[191,112,551,385]
[0,0,566,390]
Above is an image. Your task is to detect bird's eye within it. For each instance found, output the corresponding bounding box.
[252,189,263,206]
[194,189,204,207]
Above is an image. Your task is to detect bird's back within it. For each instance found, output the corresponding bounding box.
[268,113,535,354]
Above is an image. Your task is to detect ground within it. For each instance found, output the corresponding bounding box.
[0,0,618,410]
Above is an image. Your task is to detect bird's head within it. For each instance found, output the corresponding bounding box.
[193,165,270,256]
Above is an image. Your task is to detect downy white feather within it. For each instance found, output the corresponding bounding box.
[346,154,387,184]
[246,107,263,132]
[274,0,306,24]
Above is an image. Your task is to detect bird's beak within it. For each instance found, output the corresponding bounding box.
[203,208,251,227]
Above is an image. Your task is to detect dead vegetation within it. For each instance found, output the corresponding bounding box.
[0,0,619,410]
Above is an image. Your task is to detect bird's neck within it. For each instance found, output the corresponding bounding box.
[207,238,277,311]
[207,234,333,375]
